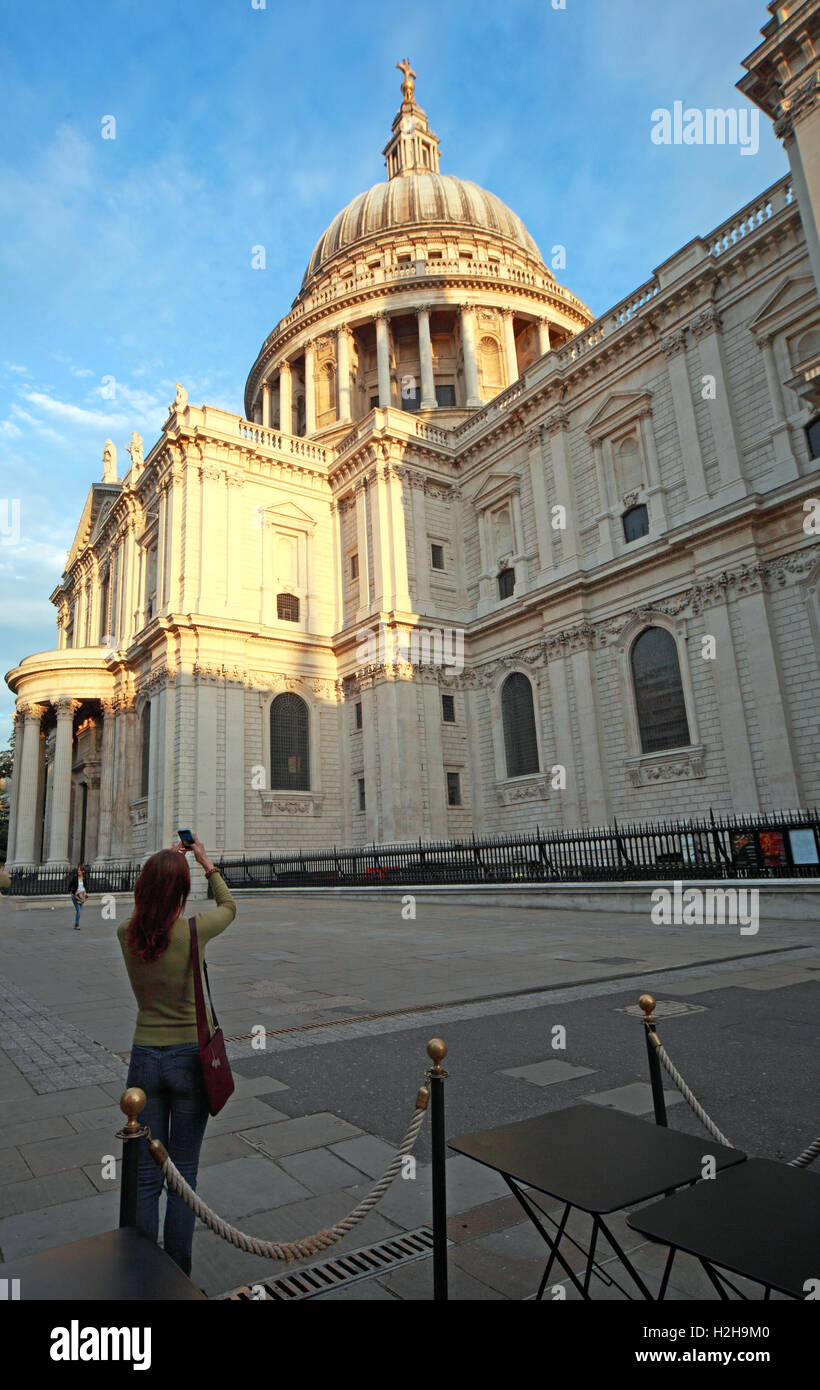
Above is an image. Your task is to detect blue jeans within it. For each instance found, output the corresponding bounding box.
[126,1043,209,1276]
[71,894,83,926]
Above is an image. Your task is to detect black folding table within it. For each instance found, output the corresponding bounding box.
[627,1157,820,1300]
[0,1227,207,1300]
[449,1103,745,1300]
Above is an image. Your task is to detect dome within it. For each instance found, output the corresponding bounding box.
[300,173,546,290]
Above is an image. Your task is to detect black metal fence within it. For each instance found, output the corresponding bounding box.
[4,863,140,897]
[213,809,820,890]
[5,811,819,895]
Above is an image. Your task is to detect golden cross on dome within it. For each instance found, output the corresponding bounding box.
[397,58,417,100]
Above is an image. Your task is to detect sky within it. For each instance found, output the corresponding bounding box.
[0,0,783,747]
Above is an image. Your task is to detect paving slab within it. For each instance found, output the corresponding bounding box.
[327,1135,399,1179]
[582,1082,684,1115]
[500,1060,597,1086]
[277,1147,372,1196]
[201,1100,290,1138]
[18,1126,119,1179]
[0,1150,34,1187]
[238,1113,363,1157]
[0,1189,120,1259]
[196,1156,310,1220]
[0,1167,99,1221]
[379,1256,504,1301]
[0,1114,76,1152]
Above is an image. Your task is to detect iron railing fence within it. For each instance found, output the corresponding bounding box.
[213,809,820,891]
[5,863,140,897]
[5,811,819,895]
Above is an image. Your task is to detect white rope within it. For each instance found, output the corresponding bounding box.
[652,1039,735,1149]
[789,1136,820,1169]
[151,1100,427,1263]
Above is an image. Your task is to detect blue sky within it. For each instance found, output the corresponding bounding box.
[0,0,781,746]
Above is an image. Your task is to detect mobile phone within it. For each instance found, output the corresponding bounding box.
[178,829,195,847]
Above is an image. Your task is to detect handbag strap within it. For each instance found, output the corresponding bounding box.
[188,917,220,1046]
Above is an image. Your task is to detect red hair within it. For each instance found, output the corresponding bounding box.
[127,850,191,963]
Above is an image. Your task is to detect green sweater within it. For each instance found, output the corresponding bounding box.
[117,872,236,1045]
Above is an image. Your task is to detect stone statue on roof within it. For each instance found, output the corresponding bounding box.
[102,439,117,483]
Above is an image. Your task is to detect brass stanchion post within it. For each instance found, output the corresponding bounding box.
[117,1087,148,1227]
[638,994,667,1127]
[426,1038,449,1302]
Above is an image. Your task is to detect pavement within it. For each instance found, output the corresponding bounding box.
[0,887,817,1300]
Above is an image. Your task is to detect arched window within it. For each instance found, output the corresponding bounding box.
[478,336,503,396]
[317,363,335,419]
[140,704,151,798]
[630,627,690,754]
[501,673,539,777]
[616,436,642,495]
[270,693,310,790]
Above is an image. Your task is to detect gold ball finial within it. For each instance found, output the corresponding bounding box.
[427,1038,447,1072]
[120,1087,147,1132]
[638,993,656,1020]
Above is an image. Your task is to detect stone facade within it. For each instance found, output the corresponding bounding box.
[5,9,820,867]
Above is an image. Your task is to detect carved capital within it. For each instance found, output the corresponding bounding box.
[690,306,721,340]
[660,330,687,358]
[544,409,569,436]
[54,697,82,720]
[18,701,48,723]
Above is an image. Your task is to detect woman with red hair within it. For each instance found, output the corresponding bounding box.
[117,833,236,1275]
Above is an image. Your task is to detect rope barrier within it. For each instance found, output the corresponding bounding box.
[789,1135,820,1169]
[649,1034,735,1148]
[145,1089,429,1263]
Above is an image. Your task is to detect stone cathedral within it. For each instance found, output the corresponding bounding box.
[5,5,820,871]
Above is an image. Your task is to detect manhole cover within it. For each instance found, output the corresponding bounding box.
[618,1000,707,1019]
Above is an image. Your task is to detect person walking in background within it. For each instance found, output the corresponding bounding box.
[117,833,236,1276]
[68,863,87,929]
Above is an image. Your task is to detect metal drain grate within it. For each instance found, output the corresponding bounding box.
[618,1000,706,1019]
[218,1226,438,1300]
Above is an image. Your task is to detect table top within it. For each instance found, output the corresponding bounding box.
[448,1104,745,1214]
[627,1157,820,1298]
[0,1227,208,1300]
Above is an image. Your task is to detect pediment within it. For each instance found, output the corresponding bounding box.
[262,497,317,529]
[748,275,816,335]
[585,390,652,440]
[471,470,521,507]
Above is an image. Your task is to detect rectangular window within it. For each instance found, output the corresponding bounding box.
[446,772,461,806]
[350,552,359,580]
[497,567,515,599]
[277,592,300,621]
[355,701,362,730]
[435,383,456,407]
[370,394,379,409]
[431,543,445,570]
[357,777,366,812]
[442,694,455,723]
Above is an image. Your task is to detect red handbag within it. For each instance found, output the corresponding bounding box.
[188,918,235,1116]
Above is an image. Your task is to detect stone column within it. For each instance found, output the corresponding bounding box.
[47,698,79,865]
[421,679,448,837]
[410,475,430,606]
[758,335,799,483]
[546,411,579,571]
[279,359,292,434]
[369,466,394,610]
[702,598,759,810]
[304,340,316,435]
[262,379,271,428]
[593,439,615,561]
[416,306,437,408]
[460,303,482,407]
[13,703,46,867]
[661,331,710,513]
[5,717,22,864]
[691,307,747,501]
[94,700,116,862]
[501,310,518,386]
[638,411,669,531]
[735,581,802,806]
[337,326,352,424]
[773,110,820,298]
[354,484,370,618]
[546,654,582,825]
[569,639,611,824]
[375,314,391,408]
[527,428,554,577]
[537,317,551,357]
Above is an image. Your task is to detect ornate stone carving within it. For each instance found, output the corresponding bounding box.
[172,382,188,412]
[259,791,324,817]
[125,432,144,471]
[660,331,687,358]
[689,306,721,340]
[495,775,548,805]
[626,746,706,787]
